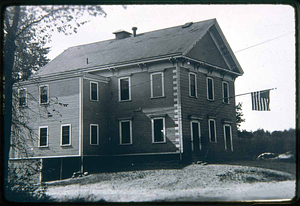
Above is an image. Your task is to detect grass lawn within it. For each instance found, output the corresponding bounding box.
[45,160,296,202]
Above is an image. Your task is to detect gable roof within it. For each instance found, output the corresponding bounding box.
[36,19,243,76]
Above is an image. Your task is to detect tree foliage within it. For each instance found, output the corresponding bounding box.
[235,102,245,131]
[4,5,107,202]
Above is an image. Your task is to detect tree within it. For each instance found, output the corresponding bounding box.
[3,5,107,201]
[235,102,245,131]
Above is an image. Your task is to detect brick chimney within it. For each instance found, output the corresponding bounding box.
[132,27,137,37]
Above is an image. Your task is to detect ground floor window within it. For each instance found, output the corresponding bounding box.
[61,124,71,146]
[119,120,132,145]
[39,126,48,147]
[208,119,217,143]
[223,124,233,151]
[90,124,99,145]
[152,117,166,143]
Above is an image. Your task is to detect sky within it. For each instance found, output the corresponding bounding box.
[46,5,296,132]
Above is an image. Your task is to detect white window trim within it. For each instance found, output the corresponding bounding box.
[206,77,214,101]
[61,124,72,146]
[189,72,197,98]
[118,76,131,101]
[208,119,217,143]
[223,124,233,151]
[90,81,99,101]
[18,88,27,107]
[90,124,99,145]
[119,120,133,145]
[151,117,166,143]
[150,72,165,98]
[222,81,230,104]
[39,85,49,104]
[190,121,201,151]
[38,126,49,147]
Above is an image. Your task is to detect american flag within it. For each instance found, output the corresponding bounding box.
[251,90,270,111]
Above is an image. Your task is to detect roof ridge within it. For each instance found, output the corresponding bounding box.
[66,18,217,50]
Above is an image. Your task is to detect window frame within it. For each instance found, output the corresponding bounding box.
[18,88,27,107]
[119,120,133,145]
[223,124,233,151]
[61,124,72,146]
[222,81,230,104]
[90,81,99,101]
[150,72,165,98]
[90,124,99,145]
[189,72,197,98]
[39,85,49,104]
[208,119,217,143]
[190,120,201,151]
[151,117,166,143]
[206,77,214,101]
[118,76,131,101]
[39,126,48,147]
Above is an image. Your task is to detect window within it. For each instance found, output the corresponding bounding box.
[119,77,131,101]
[61,124,71,146]
[152,117,166,143]
[222,82,229,104]
[90,124,99,145]
[189,73,197,97]
[90,81,98,101]
[207,77,214,100]
[39,126,48,147]
[151,72,164,98]
[208,119,217,143]
[223,124,233,151]
[18,88,27,107]
[119,120,132,145]
[40,85,49,104]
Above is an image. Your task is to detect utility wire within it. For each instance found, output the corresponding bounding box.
[234,31,294,53]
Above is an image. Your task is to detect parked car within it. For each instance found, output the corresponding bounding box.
[274,151,294,161]
[256,152,277,160]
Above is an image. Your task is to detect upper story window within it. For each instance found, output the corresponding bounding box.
[208,119,217,143]
[90,124,99,145]
[189,72,197,97]
[90,81,99,101]
[151,72,164,98]
[18,88,27,107]
[39,126,48,147]
[39,85,49,104]
[119,120,133,145]
[207,77,214,101]
[119,77,131,101]
[222,82,229,104]
[61,124,71,146]
[152,117,166,143]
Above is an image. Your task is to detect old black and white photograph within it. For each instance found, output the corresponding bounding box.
[3,3,297,203]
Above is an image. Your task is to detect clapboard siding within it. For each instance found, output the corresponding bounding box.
[179,66,238,157]
[14,77,81,158]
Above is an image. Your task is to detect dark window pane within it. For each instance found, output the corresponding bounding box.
[223,83,228,103]
[190,74,196,97]
[225,126,231,150]
[154,119,164,142]
[121,121,131,144]
[62,126,70,145]
[120,78,129,100]
[40,128,47,146]
[91,125,98,145]
[19,89,26,106]
[152,73,163,97]
[91,83,98,100]
[40,86,48,104]
[210,120,216,142]
[207,79,213,100]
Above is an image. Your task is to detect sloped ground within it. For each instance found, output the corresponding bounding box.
[45,164,296,202]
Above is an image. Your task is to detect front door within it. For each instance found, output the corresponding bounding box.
[224,125,233,151]
[191,121,201,152]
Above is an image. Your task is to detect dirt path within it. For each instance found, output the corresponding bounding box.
[45,164,296,202]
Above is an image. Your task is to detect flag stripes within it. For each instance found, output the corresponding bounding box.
[251,90,270,111]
